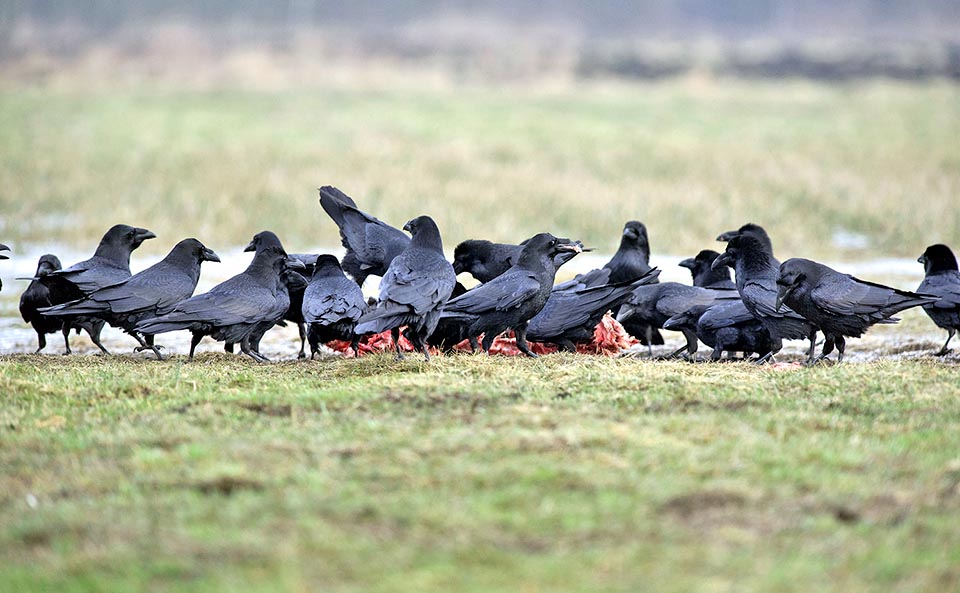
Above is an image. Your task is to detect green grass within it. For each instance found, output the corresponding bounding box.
[1,80,958,259]
[2,354,959,592]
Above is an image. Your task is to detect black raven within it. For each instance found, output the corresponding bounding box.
[354,215,456,361]
[439,233,582,357]
[663,301,774,361]
[917,244,960,355]
[552,221,654,289]
[19,255,67,353]
[551,221,663,347]
[38,224,156,354]
[452,238,585,284]
[679,250,736,290]
[41,239,220,359]
[776,258,939,363]
[616,283,738,358]
[239,231,311,358]
[137,245,299,362]
[526,270,661,352]
[318,185,410,286]
[302,255,367,357]
[712,233,817,363]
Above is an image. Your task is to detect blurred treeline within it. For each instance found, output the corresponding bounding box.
[2,0,960,81]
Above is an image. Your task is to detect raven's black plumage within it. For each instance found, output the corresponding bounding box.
[917,244,960,356]
[19,255,66,353]
[712,233,817,363]
[40,238,219,359]
[679,250,736,290]
[526,270,660,352]
[137,246,296,362]
[663,300,774,361]
[440,233,582,357]
[616,283,738,358]
[38,224,156,354]
[776,258,939,363]
[354,215,456,361]
[302,255,367,357]
[318,186,410,287]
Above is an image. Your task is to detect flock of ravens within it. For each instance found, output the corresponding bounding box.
[6,185,960,364]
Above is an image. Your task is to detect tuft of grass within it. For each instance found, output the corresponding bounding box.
[0,80,958,261]
[1,354,959,592]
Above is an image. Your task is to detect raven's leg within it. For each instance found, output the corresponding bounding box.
[481,332,495,353]
[130,331,164,360]
[297,323,307,359]
[514,323,538,358]
[645,325,654,357]
[754,336,782,364]
[88,319,111,355]
[468,336,479,352]
[35,329,46,354]
[142,334,164,360]
[411,328,430,362]
[661,330,696,359]
[558,339,577,353]
[350,335,361,357]
[806,336,835,365]
[61,322,72,355]
[936,329,955,356]
[241,336,270,363]
[806,329,818,364]
[753,352,774,364]
[391,327,405,360]
[224,342,235,354]
[189,333,203,359]
[306,325,319,360]
[711,347,723,362]
[661,344,688,359]
[835,336,846,364]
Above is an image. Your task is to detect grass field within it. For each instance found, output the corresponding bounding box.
[1,354,959,593]
[2,67,960,592]
[1,80,958,260]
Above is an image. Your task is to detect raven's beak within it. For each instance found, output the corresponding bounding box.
[555,241,583,254]
[452,261,464,274]
[711,252,733,271]
[0,243,9,260]
[716,230,738,242]
[284,256,307,271]
[662,316,681,331]
[917,255,925,264]
[202,247,221,263]
[135,229,157,242]
[243,240,256,253]
[678,257,695,270]
[615,304,635,324]
[774,285,794,312]
[402,222,412,233]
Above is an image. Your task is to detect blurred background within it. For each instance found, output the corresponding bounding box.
[1,0,958,286]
